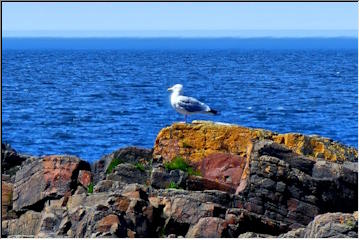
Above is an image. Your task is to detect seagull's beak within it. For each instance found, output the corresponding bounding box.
[167,87,172,92]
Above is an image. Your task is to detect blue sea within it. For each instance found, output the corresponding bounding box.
[2,38,358,162]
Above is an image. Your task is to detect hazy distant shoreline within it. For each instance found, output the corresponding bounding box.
[3,37,357,50]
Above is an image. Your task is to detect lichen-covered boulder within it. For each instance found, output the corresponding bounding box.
[154,121,357,164]
[12,155,90,211]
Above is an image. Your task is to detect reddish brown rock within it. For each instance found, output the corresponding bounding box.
[199,153,246,190]
[77,170,92,188]
[96,214,120,233]
[186,176,236,193]
[13,155,90,211]
[186,217,227,238]
[1,181,14,220]
[113,196,131,212]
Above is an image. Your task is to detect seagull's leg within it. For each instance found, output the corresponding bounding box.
[184,115,187,124]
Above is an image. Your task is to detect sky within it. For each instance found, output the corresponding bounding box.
[2,2,358,38]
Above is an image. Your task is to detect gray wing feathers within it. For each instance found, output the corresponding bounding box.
[177,96,210,112]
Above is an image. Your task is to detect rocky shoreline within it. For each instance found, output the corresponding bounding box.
[1,121,358,238]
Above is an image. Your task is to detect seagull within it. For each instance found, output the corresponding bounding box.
[167,84,218,123]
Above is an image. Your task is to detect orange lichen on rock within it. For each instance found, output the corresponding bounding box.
[153,121,272,164]
[273,133,357,162]
[154,121,357,165]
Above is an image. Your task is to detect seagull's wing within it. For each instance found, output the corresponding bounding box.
[177,95,210,113]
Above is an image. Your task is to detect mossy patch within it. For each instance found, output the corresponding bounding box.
[164,156,201,176]
[345,218,356,228]
[106,158,124,174]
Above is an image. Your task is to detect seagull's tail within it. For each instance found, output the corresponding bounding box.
[208,108,219,115]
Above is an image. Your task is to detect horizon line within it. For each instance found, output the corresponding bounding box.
[3,29,358,38]
[2,36,358,40]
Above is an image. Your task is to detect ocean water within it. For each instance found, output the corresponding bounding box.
[2,44,358,162]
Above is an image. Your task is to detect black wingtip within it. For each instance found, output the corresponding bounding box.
[209,109,218,115]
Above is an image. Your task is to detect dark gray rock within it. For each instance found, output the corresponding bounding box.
[1,143,29,178]
[106,163,149,184]
[237,140,358,229]
[92,147,152,183]
[150,166,187,189]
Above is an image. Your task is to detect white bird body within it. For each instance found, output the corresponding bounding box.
[168,84,217,122]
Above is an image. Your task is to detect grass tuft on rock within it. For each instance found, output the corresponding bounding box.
[106,158,124,174]
[167,181,179,189]
[164,156,201,176]
[135,162,145,172]
[87,182,94,194]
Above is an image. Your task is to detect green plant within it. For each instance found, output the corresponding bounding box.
[135,162,145,172]
[87,182,94,194]
[167,181,179,189]
[187,167,202,176]
[106,158,124,174]
[164,156,188,172]
[158,226,166,237]
[164,156,201,176]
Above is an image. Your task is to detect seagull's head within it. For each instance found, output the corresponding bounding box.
[167,84,183,94]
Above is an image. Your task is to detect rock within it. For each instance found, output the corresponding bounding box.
[3,121,358,238]
[77,170,92,188]
[153,121,357,164]
[168,197,221,225]
[199,153,247,191]
[278,227,306,238]
[234,140,357,228]
[238,232,274,238]
[7,210,42,236]
[186,217,227,238]
[1,143,28,177]
[2,181,16,220]
[186,175,236,193]
[96,214,120,233]
[93,180,115,193]
[150,167,187,189]
[279,212,358,238]
[2,220,10,237]
[92,147,152,183]
[225,208,288,237]
[57,216,72,235]
[107,163,149,184]
[12,155,90,211]
[272,133,358,162]
[303,212,358,238]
